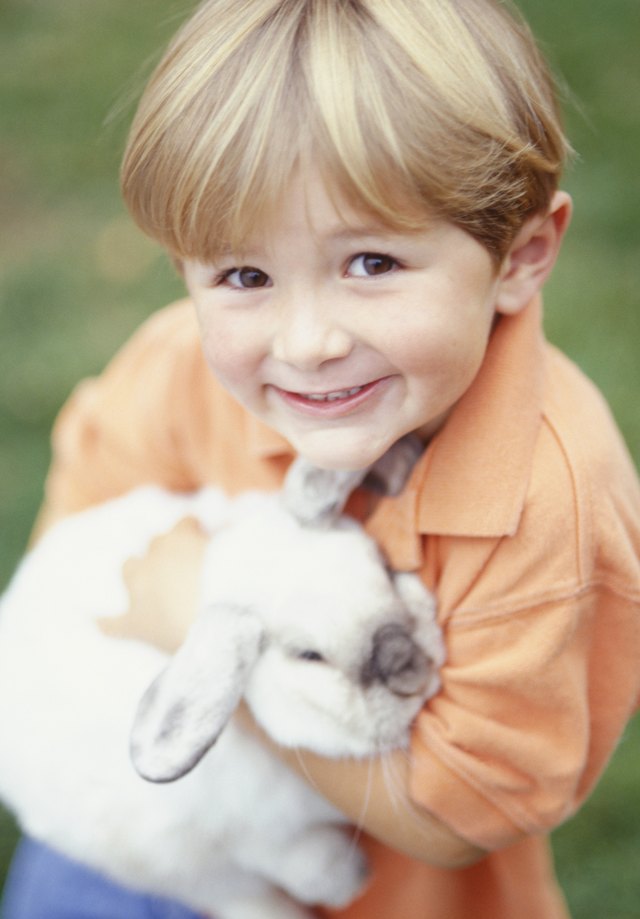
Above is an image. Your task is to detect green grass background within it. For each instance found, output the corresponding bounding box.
[0,0,638,914]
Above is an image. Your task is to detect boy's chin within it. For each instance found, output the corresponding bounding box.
[288,429,403,473]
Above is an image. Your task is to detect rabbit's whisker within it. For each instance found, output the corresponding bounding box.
[380,748,443,845]
[292,745,322,794]
[349,755,374,844]
[380,751,405,816]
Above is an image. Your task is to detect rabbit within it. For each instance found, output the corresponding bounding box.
[0,435,445,919]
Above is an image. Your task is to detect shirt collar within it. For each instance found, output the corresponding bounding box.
[366,296,546,568]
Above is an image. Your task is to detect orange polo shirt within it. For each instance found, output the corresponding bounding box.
[42,295,640,919]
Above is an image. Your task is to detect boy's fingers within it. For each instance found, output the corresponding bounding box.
[99,516,207,653]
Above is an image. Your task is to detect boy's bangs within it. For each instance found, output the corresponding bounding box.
[122,0,569,264]
[127,2,435,263]
[168,130,432,265]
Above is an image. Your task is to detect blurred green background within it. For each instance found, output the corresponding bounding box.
[0,0,638,915]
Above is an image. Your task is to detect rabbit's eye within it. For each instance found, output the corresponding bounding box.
[298,650,326,663]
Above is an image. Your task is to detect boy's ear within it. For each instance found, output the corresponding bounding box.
[495,191,572,315]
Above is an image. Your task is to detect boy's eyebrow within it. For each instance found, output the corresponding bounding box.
[212,221,429,262]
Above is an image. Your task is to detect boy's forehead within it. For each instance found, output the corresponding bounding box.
[228,219,409,253]
[217,168,435,257]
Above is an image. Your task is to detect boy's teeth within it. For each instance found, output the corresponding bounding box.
[303,386,363,402]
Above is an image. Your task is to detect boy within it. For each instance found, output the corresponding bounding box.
[4,1,640,917]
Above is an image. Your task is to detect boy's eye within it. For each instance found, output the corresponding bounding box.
[223,266,271,289]
[348,253,398,278]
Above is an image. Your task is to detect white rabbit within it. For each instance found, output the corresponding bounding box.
[0,437,445,919]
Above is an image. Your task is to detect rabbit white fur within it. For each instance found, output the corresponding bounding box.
[0,441,444,919]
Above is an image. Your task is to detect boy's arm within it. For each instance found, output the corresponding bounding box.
[114,451,640,865]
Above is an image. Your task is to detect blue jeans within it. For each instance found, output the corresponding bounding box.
[1,838,206,919]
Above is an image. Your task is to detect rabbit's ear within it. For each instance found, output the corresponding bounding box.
[282,435,424,526]
[130,604,263,783]
[281,460,367,527]
[363,434,424,496]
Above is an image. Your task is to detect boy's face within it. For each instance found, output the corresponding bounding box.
[184,171,506,470]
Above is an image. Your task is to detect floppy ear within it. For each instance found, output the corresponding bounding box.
[130,604,263,783]
[282,435,424,526]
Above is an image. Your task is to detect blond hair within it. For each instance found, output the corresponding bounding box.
[121,0,571,263]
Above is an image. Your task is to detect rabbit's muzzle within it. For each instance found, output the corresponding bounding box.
[362,623,432,697]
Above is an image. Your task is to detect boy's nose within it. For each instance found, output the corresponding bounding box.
[271,298,353,370]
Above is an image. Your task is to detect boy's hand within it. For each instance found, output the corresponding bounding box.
[99,517,207,653]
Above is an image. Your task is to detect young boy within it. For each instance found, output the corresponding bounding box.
[3,1,640,918]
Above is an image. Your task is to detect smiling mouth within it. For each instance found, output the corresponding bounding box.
[299,386,364,402]
[272,378,390,415]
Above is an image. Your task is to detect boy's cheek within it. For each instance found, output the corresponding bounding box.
[195,315,261,391]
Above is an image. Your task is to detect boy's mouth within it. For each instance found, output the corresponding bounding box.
[271,378,390,415]
[298,385,364,403]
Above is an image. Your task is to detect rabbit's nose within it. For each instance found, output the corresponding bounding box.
[363,623,431,696]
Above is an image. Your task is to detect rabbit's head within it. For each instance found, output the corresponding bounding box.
[131,439,443,783]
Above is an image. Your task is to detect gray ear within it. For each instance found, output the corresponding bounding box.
[281,435,424,527]
[281,460,367,527]
[363,434,424,496]
[130,604,263,783]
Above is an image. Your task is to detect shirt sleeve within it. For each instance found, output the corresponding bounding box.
[43,300,210,518]
[408,420,640,851]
